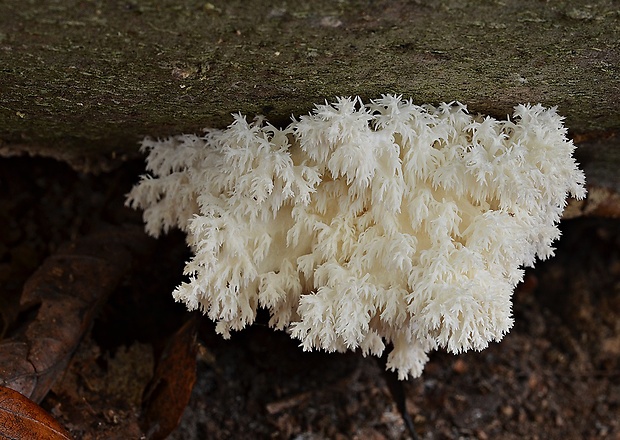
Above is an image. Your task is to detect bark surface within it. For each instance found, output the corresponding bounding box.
[1,1,618,169]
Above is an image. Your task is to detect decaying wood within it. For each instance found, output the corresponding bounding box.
[1,1,618,169]
[564,133,620,219]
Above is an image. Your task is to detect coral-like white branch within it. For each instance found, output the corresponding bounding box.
[127,95,586,379]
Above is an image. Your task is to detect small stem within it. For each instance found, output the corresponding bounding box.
[377,351,420,440]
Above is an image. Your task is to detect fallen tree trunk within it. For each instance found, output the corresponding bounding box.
[0,1,618,171]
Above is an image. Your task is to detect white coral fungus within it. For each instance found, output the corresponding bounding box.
[127,95,586,379]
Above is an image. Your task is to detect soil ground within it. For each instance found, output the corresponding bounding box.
[1,156,618,439]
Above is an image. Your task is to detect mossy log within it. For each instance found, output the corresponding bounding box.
[1,0,618,178]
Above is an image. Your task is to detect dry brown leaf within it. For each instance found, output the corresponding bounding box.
[141,315,199,440]
[0,226,153,403]
[0,385,73,440]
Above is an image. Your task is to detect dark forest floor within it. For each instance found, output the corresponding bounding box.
[1,156,618,439]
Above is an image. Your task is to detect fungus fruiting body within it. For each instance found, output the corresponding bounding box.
[127,95,586,379]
